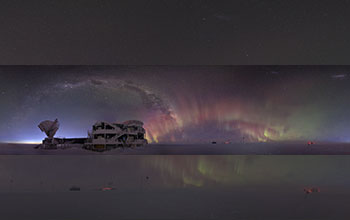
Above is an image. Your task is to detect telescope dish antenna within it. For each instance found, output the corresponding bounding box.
[38,119,60,138]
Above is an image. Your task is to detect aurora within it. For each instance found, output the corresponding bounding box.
[1,65,349,144]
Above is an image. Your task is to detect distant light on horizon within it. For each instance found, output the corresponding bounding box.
[4,140,41,144]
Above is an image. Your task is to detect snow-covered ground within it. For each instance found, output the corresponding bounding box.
[0,155,349,219]
[1,142,350,154]
[1,189,349,220]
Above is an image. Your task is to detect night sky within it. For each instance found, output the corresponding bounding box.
[1,65,350,144]
[1,2,350,220]
[1,0,350,65]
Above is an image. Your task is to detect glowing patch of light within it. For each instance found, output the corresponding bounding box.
[6,140,41,144]
[183,175,203,187]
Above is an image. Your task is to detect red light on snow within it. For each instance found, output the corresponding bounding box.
[102,187,113,191]
[304,187,320,194]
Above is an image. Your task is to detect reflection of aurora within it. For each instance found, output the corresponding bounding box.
[1,155,350,192]
[142,156,350,189]
[143,156,252,188]
[1,156,350,219]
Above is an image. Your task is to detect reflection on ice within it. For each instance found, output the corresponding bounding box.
[0,155,349,219]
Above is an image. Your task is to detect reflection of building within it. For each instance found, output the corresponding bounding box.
[37,119,147,151]
[84,120,148,152]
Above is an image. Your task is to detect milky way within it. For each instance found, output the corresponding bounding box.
[1,66,350,143]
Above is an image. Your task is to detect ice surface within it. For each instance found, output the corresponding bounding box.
[0,155,349,219]
[1,142,350,155]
